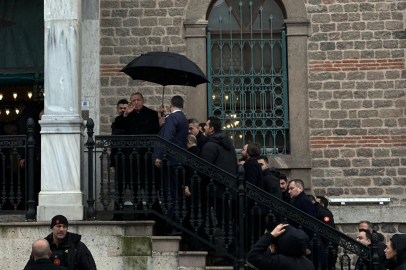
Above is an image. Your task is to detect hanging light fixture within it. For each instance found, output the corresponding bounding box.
[0,94,3,100]
[28,92,32,99]
[6,108,10,115]
[13,93,17,100]
[15,108,19,114]
[43,92,45,97]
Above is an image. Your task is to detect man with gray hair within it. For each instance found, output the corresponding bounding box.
[25,239,68,270]
[188,118,205,150]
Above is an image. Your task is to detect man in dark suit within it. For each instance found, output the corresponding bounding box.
[25,239,68,270]
[289,179,326,270]
[110,99,128,220]
[113,93,160,219]
[154,95,189,236]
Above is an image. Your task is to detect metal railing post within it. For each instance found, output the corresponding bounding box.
[26,118,36,221]
[371,232,379,270]
[237,165,246,270]
[86,119,95,220]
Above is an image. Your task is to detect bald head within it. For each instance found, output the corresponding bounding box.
[32,239,51,261]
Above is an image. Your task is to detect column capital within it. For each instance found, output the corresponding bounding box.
[284,18,310,37]
[184,20,208,38]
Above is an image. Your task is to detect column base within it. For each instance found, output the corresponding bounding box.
[37,191,84,221]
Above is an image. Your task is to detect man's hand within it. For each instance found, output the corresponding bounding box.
[20,159,25,168]
[124,101,135,116]
[270,224,289,238]
[306,249,311,255]
[155,158,161,168]
[185,186,191,197]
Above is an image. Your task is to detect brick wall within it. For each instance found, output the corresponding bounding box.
[306,0,406,202]
[98,0,406,202]
[99,0,189,134]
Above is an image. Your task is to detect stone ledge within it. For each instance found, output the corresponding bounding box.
[0,220,155,227]
[179,251,208,267]
[151,236,181,252]
[330,205,406,224]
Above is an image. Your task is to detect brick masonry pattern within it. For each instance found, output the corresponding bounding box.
[306,0,406,201]
[99,0,189,134]
[99,0,406,202]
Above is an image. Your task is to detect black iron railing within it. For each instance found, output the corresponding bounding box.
[85,119,378,270]
[0,118,36,221]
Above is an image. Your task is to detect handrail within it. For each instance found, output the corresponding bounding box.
[94,134,237,191]
[246,183,371,260]
[86,120,373,268]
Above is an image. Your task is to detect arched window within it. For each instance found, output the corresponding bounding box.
[207,0,289,155]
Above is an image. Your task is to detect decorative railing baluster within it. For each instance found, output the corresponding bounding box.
[26,118,36,221]
[86,118,95,220]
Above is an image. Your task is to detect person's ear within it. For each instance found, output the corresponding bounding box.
[48,251,52,258]
[31,251,33,258]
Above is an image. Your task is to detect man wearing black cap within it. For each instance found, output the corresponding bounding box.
[24,215,97,270]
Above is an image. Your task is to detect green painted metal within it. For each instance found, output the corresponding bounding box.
[207,0,289,155]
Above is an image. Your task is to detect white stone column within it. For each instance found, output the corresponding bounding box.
[38,0,85,221]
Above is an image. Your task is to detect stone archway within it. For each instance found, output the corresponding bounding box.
[184,0,311,186]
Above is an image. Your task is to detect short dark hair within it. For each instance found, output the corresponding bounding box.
[117,99,128,107]
[279,173,287,182]
[258,155,268,164]
[130,92,144,99]
[359,221,373,230]
[187,134,197,145]
[359,229,372,241]
[317,196,329,208]
[208,117,221,133]
[289,179,304,189]
[188,118,199,125]
[199,123,205,132]
[308,195,316,203]
[171,95,184,108]
[247,142,262,157]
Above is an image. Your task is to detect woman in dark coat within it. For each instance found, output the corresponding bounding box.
[385,234,406,270]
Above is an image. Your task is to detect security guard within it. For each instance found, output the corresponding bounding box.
[24,215,97,270]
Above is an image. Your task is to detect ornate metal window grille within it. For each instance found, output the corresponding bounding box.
[207,0,290,155]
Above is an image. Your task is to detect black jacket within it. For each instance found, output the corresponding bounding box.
[24,232,96,270]
[195,131,206,150]
[388,234,406,270]
[262,168,282,200]
[200,132,237,176]
[292,192,326,270]
[186,146,200,186]
[244,158,263,188]
[200,132,237,197]
[247,227,315,270]
[25,259,68,270]
[114,105,160,135]
[110,122,126,168]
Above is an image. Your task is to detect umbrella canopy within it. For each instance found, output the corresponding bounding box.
[120,51,209,87]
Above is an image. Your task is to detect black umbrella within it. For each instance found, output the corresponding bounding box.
[121,51,209,106]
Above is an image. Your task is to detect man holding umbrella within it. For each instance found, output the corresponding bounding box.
[154,95,189,236]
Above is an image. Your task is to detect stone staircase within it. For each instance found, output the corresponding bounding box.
[0,219,234,270]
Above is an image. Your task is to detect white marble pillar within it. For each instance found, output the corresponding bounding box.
[81,0,100,212]
[38,0,85,221]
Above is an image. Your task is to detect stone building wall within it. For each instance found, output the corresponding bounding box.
[306,0,406,203]
[99,0,190,134]
[98,0,406,203]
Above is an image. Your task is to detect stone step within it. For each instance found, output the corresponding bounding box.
[205,267,234,270]
[179,251,208,268]
[0,214,25,223]
[151,236,182,252]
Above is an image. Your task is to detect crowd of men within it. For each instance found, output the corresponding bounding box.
[107,93,406,269]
